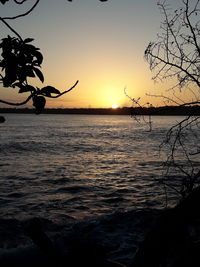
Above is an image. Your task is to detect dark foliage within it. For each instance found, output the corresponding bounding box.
[0,0,109,113]
[0,36,43,87]
[0,36,62,114]
[0,0,81,114]
[132,186,200,267]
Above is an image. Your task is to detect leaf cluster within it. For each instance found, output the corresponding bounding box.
[0,0,80,114]
[0,36,43,87]
[0,36,63,114]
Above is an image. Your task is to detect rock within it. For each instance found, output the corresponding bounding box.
[131,186,200,267]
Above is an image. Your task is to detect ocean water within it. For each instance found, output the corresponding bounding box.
[0,114,197,265]
[0,114,188,222]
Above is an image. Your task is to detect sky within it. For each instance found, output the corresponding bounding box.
[0,0,186,108]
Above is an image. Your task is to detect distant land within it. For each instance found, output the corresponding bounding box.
[0,106,200,116]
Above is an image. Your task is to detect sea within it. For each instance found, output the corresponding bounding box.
[0,114,198,265]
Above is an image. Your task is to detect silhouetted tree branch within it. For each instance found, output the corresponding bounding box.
[145,0,200,89]
[0,80,79,106]
[0,0,109,116]
[127,0,200,200]
[0,17,22,40]
[2,0,40,20]
[0,0,80,115]
[124,88,153,131]
[144,0,200,199]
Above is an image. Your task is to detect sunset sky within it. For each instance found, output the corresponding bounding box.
[0,0,189,108]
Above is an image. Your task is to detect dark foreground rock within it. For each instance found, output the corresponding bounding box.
[1,186,200,267]
[0,209,160,267]
[131,186,200,267]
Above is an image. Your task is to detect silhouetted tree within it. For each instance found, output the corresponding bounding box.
[131,3,200,265]
[145,0,200,199]
[145,0,199,92]
[0,0,80,115]
[0,0,109,116]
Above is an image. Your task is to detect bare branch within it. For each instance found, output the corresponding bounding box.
[0,80,79,106]
[0,17,22,40]
[146,92,181,105]
[185,0,200,57]
[2,0,40,20]
[43,80,79,99]
[145,0,200,91]
[0,93,33,106]
[146,49,200,87]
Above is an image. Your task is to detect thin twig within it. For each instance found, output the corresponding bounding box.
[2,0,40,20]
[43,80,79,98]
[0,80,79,106]
[0,17,22,40]
[0,93,33,106]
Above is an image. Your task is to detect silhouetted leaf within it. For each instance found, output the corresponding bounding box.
[0,60,5,68]
[18,72,27,84]
[33,51,43,65]
[24,38,34,43]
[18,66,35,78]
[0,116,5,123]
[23,44,38,53]
[19,85,36,93]
[3,67,17,87]
[32,95,46,114]
[40,86,60,96]
[26,68,36,78]
[12,82,22,88]
[0,0,9,4]
[33,67,44,83]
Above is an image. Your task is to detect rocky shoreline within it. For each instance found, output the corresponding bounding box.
[0,209,160,266]
[1,187,200,267]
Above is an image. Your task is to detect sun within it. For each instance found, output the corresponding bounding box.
[112,104,119,109]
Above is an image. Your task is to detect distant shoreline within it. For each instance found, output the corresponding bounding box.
[0,106,200,116]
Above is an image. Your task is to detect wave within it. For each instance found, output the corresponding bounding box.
[0,141,50,155]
